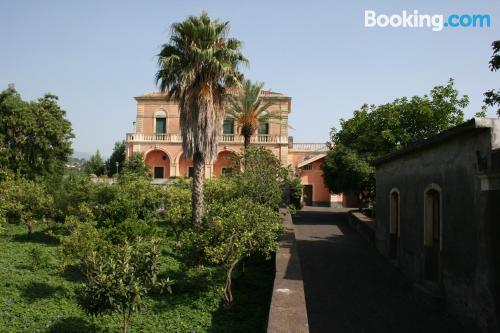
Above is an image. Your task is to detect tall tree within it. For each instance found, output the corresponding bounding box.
[0,86,73,178]
[483,40,500,116]
[84,150,106,176]
[155,12,247,224]
[106,141,126,177]
[226,80,279,148]
[322,79,468,201]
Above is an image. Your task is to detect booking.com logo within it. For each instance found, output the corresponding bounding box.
[365,10,491,31]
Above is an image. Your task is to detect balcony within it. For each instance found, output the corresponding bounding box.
[291,143,329,151]
[126,133,288,144]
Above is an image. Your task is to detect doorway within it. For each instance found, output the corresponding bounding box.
[303,185,313,206]
[389,190,400,260]
[424,187,441,282]
[154,166,164,179]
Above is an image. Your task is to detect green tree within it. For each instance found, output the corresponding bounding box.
[1,178,54,237]
[0,86,74,178]
[226,80,279,148]
[106,141,126,177]
[77,237,172,333]
[201,197,281,308]
[155,12,247,225]
[322,79,468,201]
[232,146,287,208]
[484,40,500,116]
[122,152,149,177]
[158,185,192,247]
[84,150,106,176]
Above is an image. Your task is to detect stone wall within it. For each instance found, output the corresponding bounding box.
[267,209,309,333]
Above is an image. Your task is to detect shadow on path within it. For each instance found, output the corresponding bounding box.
[293,207,472,333]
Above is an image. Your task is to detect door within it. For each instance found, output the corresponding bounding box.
[303,185,313,206]
[389,191,400,260]
[424,188,441,282]
[154,166,164,179]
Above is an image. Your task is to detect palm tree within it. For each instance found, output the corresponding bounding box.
[156,12,247,225]
[226,80,279,148]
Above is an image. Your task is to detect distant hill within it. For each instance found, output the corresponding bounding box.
[72,151,92,160]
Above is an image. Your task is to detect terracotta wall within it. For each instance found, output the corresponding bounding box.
[299,159,331,203]
[144,150,170,178]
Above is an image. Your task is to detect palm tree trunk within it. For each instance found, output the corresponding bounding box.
[192,152,205,225]
[243,135,251,149]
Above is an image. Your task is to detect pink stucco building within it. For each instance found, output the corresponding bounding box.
[125,90,341,206]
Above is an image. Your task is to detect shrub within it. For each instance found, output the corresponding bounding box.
[77,237,172,333]
[58,217,110,280]
[158,185,192,246]
[201,197,282,308]
[287,176,303,211]
[49,173,95,222]
[1,178,54,237]
[232,146,288,208]
[28,247,51,270]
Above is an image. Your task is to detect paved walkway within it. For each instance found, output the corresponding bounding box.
[293,207,471,333]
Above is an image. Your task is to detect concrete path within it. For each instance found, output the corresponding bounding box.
[293,207,471,333]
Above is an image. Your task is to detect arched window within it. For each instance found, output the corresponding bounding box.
[424,184,442,282]
[154,110,167,134]
[389,189,400,260]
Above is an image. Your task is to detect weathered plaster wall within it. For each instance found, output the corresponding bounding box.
[375,128,497,332]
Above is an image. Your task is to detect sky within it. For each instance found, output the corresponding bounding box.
[0,0,498,157]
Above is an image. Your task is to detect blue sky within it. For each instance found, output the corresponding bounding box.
[0,0,498,156]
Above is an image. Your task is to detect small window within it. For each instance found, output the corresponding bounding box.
[258,122,269,135]
[156,118,166,134]
[302,164,313,170]
[222,167,233,176]
[223,118,234,134]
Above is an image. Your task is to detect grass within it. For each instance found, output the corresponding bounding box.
[0,223,275,333]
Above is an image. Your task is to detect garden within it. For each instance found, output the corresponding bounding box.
[0,147,297,333]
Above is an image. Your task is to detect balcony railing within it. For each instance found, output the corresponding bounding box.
[291,143,329,151]
[126,133,288,144]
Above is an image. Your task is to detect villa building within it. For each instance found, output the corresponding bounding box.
[124,90,341,207]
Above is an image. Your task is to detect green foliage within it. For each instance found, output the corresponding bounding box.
[48,173,95,222]
[322,144,374,202]
[287,176,303,211]
[200,197,282,307]
[204,177,239,205]
[322,79,468,201]
[28,247,52,270]
[483,40,500,116]
[106,141,126,177]
[93,174,163,227]
[122,152,149,177]
[158,185,192,245]
[0,86,74,178]
[77,237,172,333]
[0,177,54,237]
[0,223,274,333]
[59,217,109,280]
[83,150,106,176]
[232,146,287,208]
